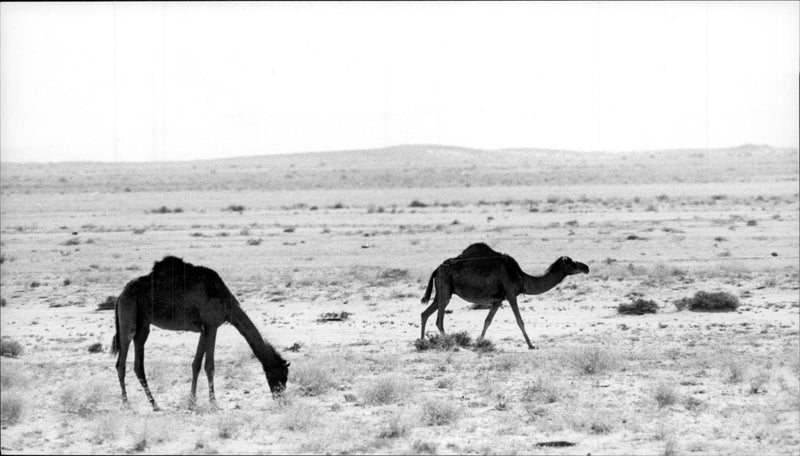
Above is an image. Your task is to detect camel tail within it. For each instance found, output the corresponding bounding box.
[110,296,120,355]
[421,270,437,304]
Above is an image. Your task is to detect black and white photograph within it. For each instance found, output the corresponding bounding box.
[1,1,798,454]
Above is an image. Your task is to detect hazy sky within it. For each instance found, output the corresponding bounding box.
[1,1,798,162]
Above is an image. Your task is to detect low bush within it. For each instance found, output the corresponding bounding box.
[618,298,659,315]
[675,291,740,312]
[223,204,246,213]
[420,398,460,426]
[654,383,678,408]
[414,331,472,351]
[377,413,412,439]
[96,295,117,311]
[472,337,496,353]
[1,338,23,358]
[317,311,351,322]
[88,343,103,353]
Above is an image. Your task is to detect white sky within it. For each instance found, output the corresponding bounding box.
[1,1,798,163]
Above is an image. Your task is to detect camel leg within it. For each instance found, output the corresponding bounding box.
[203,327,218,405]
[190,331,207,403]
[507,296,536,350]
[115,332,133,405]
[480,303,501,339]
[420,298,438,339]
[132,325,161,411]
[435,282,452,334]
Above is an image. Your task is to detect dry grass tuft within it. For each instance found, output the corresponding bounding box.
[377,412,413,439]
[521,376,562,404]
[59,380,107,417]
[564,345,617,375]
[280,401,320,431]
[420,397,460,426]
[360,374,412,405]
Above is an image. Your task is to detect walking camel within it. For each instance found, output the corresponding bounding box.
[111,256,290,410]
[420,243,589,349]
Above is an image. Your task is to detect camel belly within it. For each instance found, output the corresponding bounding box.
[151,319,202,332]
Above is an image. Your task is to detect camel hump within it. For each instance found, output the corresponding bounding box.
[152,255,192,276]
[459,243,503,258]
[149,256,232,300]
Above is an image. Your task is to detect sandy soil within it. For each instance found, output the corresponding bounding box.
[1,145,798,454]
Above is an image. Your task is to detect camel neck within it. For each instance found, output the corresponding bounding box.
[227,304,283,367]
[521,266,565,295]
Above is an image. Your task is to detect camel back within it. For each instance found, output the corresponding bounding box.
[150,256,234,301]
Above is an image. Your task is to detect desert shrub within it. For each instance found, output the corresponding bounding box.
[332,202,345,209]
[618,298,659,315]
[217,414,243,439]
[1,392,24,425]
[96,295,117,311]
[317,311,351,322]
[246,238,263,246]
[472,337,496,353]
[88,342,103,353]
[420,398,460,426]
[722,357,746,383]
[30,281,41,288]
[746,219,757,226]
[521,377,561,404]
[280,402,319,431]
[126,419,171,452]
[360,374,412,405]
[149,206,182,214]
[675,291,740,312]
[683,395,705,412]
[63,236,81,246]
[377,413,412,439]
[409,200,428,208]
[411,440,438,454]
[435,377,455,389]
[132,228,146,235]
[1,338,23,358]
[654,383,678,408]
[223,204,245,213]
[414,331,472,351]
[564,345,617,375]
[291,356,357,396]
[59,380,106,416]
[749,370,770,394]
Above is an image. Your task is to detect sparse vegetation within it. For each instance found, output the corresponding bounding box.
[280,402,319,431]
[675,291,740,312]
[521,376,562,404]
[88,342,103,353]
[59,381,105,417]
[246,238,263,246]
[1,392,24,425]
[409,200,428,208]
[618,298,659,315]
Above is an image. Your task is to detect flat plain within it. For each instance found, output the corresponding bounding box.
[1,144,799,454]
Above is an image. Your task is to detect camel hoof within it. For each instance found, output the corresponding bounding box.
[528,345,539,350]
[152,405,162,412]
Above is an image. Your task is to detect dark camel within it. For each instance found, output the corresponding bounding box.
[420,243,589,349]
[111,256,289,410]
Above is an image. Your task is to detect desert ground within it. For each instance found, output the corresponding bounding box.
[1,145,798,455]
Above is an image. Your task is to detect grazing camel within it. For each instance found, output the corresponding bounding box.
[420,243,589,349]
[111,256,289,410]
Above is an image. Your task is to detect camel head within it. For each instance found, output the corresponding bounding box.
[265,360,291,398]
[558,256,589,276]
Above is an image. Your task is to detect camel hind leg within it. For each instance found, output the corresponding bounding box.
[420,298,438,339]
[132,325,160,411]
[114,293,138,405]
[479,303,501,339]
[434,276,453,335]
[190,331,207,403]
